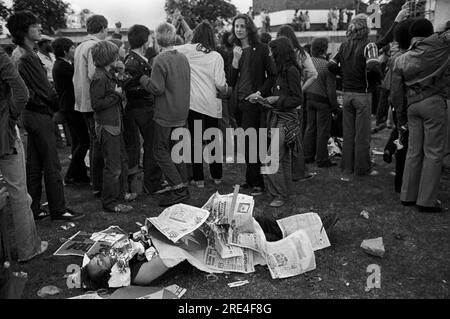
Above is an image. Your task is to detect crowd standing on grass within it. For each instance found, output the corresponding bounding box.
[0,6,449,271]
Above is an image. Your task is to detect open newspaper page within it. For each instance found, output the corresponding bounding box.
[149,228,221,274]
[90,226,128,245]
[229,218,267,252]
[265,230,316,279]
[276,213,331,251]
[147,204,210,243]
[204,245,255,274]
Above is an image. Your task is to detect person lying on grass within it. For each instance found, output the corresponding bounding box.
[81,213,338,290]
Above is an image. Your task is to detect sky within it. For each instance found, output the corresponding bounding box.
[63,0,253,29]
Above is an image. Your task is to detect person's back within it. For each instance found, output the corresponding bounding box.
[149,50,190,127]
[176,43,224,118]
[73,38,99,112]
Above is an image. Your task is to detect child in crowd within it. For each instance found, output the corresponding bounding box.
[90,41,136,213]
[139,22,191,207]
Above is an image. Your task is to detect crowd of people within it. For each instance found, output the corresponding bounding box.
[0,5,448,270]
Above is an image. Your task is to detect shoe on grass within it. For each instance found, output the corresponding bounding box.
[190,180,205,188]
[270,198,285,208]
[52,209,85,221]
[34,208,51,221]
[159,187,190,207]
[418,200,445,213]
[18,241,49,263]
[250,187,264,196]
[124,193,137,202]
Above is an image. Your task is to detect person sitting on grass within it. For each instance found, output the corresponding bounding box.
[90,40,136,214]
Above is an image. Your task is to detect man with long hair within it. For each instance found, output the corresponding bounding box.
[228,14,276,196]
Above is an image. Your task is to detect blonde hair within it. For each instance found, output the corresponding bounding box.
[91,40,119,67]
[155,22,176,48]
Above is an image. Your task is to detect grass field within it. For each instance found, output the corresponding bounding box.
[6,128,450,299]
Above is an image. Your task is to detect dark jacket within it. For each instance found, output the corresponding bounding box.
[16,46,58,115]
[306,56,338,111]
[90,67,123,129]
[229,42,276,98]
[328,39,381,93]
[52,58,75,113]
[273,65,303,111]
[0,47,29,158]
[392,31,450,126]
[123,51,154,110]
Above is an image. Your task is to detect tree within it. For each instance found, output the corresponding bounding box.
[165,0,237,28]
[12,0,70,34]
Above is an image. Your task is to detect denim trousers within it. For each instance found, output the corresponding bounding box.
[83,112,104,192]
[303,100,332,165]
[22,110,66,215]
[123,108,162,192]
[0,132,42,261]
[342,92,372,175]
[63,110,89,181]
[99,129,128,210]
[153,122,188,188]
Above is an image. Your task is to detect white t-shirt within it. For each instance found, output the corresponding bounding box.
[175,43,226,119]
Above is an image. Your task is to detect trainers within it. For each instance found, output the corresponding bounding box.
[299,173,316,182]
[159,187,190,207]
[250,187,264,196]
[213,179,222,185]
[18,241,49,263]
[52,209,85,221]
[270,198,285,207]
[34,208,51,221]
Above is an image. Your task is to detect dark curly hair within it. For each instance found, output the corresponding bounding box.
[6,11,39,46]
[269,37,302,79]
[231,14,260,47]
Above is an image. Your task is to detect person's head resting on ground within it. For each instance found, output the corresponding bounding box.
[86,15,108,40]
[108,38,126,60]
[191,20,217,53]
[311,37,329,58]
[269,37,301,78]
[155,22,176,49]
[347,13,370,40]
[52,37,75,60]
[6,10,41,47]
[393,19,414,50]
[260,32,272,45]
[128,24,151,53]
[277,25,306,57]
[231,14,260,47]
[409,18,434,39]
[80,251,114,290]
[91,40,119,68]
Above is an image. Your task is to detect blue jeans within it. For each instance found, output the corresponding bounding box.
[99,129,129,210]
[123,108,162,192]
[153,123,188,188]
[0,131,42,261]
[22,110,66,215]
